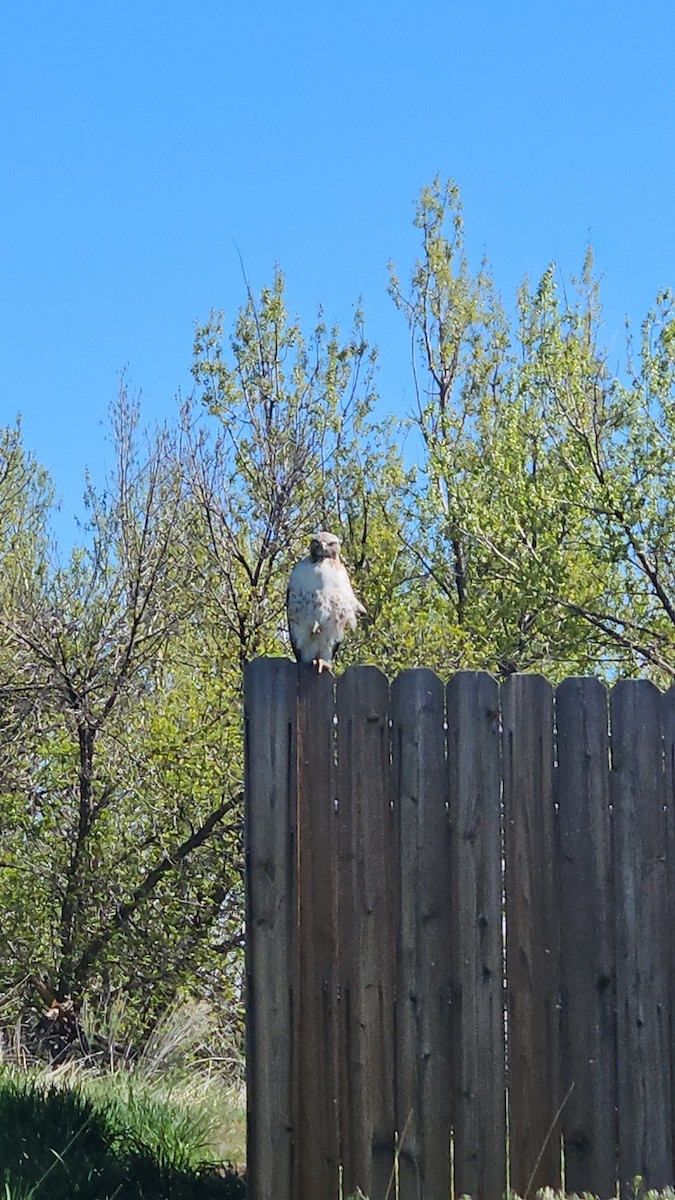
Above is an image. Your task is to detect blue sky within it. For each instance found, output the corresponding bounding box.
[2,2,675,543]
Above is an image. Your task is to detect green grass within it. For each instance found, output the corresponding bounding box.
[345,1194,675,1200]
[344,1191,675,1200]
[0,1062,245,1199]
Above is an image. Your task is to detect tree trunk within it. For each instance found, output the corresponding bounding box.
[58,721,96,995]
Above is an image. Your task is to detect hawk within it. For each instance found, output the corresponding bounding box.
[287,531,366,673]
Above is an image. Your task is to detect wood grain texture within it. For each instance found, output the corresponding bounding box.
[502,673,561,1195]
[245,661,675,1200]
[611,680,672,1191]
[556,676,616,1197]
[337,666,395,1200]
[391,668,450,1200]
[663,683,675,1188]
[295,664,340,1200]
[447,671,505,1200]
[244,658,298,1200]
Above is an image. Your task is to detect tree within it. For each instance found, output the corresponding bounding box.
[525,270,675,682]
[184,267,415,676]
[0,277,416,1040]
[0,390,242,1028]
[389,179,629,679]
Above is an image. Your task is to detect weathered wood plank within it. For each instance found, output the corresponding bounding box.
[447,671,505,1200]
[502,673,561,1195]
[391,668,450,1200]
[663,684,675,1188]
[556,676,616,1197]
[337,666,395,1200]
[244,657,298,1200]
[612,680,672,1191]
[295,664,340,1200]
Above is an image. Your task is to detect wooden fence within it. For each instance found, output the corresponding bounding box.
[244,658,675,1200]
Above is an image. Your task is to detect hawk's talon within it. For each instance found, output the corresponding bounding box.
[314,658,333,675]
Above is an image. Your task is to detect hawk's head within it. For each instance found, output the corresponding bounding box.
[309,531,341,562]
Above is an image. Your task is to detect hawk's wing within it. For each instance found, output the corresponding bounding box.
[286,558,319,662]
[286,579,303,662]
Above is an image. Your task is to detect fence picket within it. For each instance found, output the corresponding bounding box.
[556,676,616,1196]
[502,672,561,1195]
[447,670,505,1200]
[663,684,675,1183]
[244,658,297,1200]
[611,680,673,1190]
[337,666,395,1200]
[295,665,340,1200]
[392,668,450,1200]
